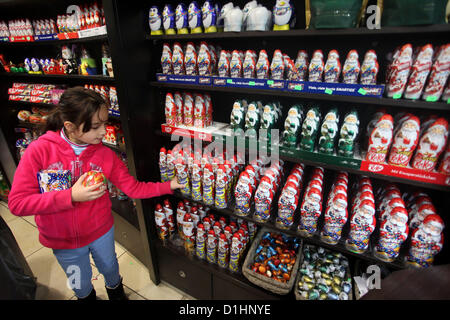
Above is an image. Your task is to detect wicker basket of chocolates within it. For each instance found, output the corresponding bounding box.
[242,228,302,295]
[294,244,353,300]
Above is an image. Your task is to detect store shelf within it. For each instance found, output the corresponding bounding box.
[172,191,406,271]
[0,33,108,46]
[150,81,450,111]
[147,24,450,41]
[1,72,115,83]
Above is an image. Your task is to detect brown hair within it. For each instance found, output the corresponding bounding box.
[44,86,109,133]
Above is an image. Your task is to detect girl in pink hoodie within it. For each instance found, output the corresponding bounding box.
[8,87,183,300]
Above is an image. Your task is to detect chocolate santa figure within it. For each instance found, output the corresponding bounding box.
[308,50,324,82]
[282,105,303,148]
[185,42,198,76]
[294,50,308,81]
[366,114,394,163]
[254,176,275,223]
[409,203,437,230]
[318,109,339,155]
[166,150,176,181]
[374,207,409,262]
[161,43,173,74]
[406,214,444,268]
[345,199,376,254]
[165,92,176,127]
[320,193,348,245]
[215,164,228,209]
[342,50,360,84]
[203,163,215,205]
[412,118,448,171]
[256,49,270,79]
[386,44,413,98]
[195,223,206,259]
[228,232,242,272]
[217,233,230,268]
[277,181,299,229]
[438,141,450,174]
[234,173,253,216]
[172,42,185,75]
[360,50,379,85]
[154,204,168,241]
[422,44,450,101]
[176,201,186,238]
[299,107,321,152]
[337,111,360,158]
[404,44,434,100]
[183,213,195,254]
[191,160,203,201]
[163,199,175,236]
[298,186,322,237]
[324,50,341,83]
[175,157,191,196]
[388,115,420,166]
[206,229,218,264]
[159,147,168,182]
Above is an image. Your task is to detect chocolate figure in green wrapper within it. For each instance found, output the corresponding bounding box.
[260,102,282,142]
[337,110,360,158]
[230,99,247,131]
[300,107,321,152]
[282,105,304,148]
[245,101,263,138]
[318,109,339,154]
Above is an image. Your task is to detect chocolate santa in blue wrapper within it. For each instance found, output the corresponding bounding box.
[162,4,176,35]
[202,0,217,33]
[206,229,217,263]
[228,232,242,272]
[159,148,168,182]
[203,163,215,206]
[195,223,207,259]
[149,6,163,35]
[215,164,228,209]
[191,159,203,201]
[188,1,203,33]
[217,233,229,268]
[175,3,189,34]
[175,157,191,197]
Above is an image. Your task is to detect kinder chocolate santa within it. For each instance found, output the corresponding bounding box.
[203,163,215,206]
[175,157,191,197]
[254,176,275,223]
[386,44,413,98]
[204,93,213,126]
[172,42,185,75]
[276,181,300,229]
[374,207,409,262]
[166,150,176,181]
[195,223,206,259]
[404,44,434,100]
[215,165,228,209]
[294,50,308,81]
[342,50,360,84]
[299,107,321,152]
[320,193,348,245]
[388,115,420,166]
[163,199,175,236]
[360,50,379,85]
[217,233,229,268]
[159,147,168,182]
[194,94,206,128]
[412,118,448,171]
[406,214,444,268]
[245,101,261,137]
[345,199,376,254]
[324,50,341,83]
[183,93,194,127]
[318,109,339,155]
[184,42,198,75]
[282,105,303,148]
[243,50,257,79]
[308,50,324,82]
[174,92,184,126]
[161,43,173,74]
[217,50,230,77]
[197,42,212,76]
[230,50,243,78]
[366,114,394,163]
[206,229,218,264]
[270,49,285,80]
[234,172,254,216]
[154,204,168,241]
[298,186,322,237]
[176,201,186,237]
[165,92,176,127]
[228,232,242,272]
[230,99,247,131]
[256,50,270,79]
[183,213,195,254]
[285,55,299,80]
[422,44,450,101]
[409,203,437,230]
[337,111,360,158]
[191,160,203,201]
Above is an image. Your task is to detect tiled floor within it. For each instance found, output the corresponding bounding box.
[0,201,196,300]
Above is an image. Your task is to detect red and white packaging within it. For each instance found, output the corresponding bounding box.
[204,93,212,127]
[197,42,212,76]
[230,50,243,78]
[174,92,184,126]
[165,92,176,126]
[185,42,198,76]
[386,44,413,98]
[183,93,194,127]
[388,115,421,166]
[360,50,379,85]
[285,55,299,80]
[412,118,449,171]
[256,50,270,79]
[324,50,341,83]
[422,44,450,101]
[404,44,434,100]
[163,199,175,235]
[342,50,360,84]
[308,50,324,82]
[171,42,185,75]
[243,50,257,79]
[217,50,230,77]
[366,113,394,163]
[294,50,309,81]
[208,45,218,75]
[438,141,450,174]
[270,50,285,80]
[194,94,206,128]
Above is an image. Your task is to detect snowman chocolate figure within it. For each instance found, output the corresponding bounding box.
[162,4,176,35]
[273,0,295,31]
[202,0,217,33]
[282,105,303,148]
[175,3,189,34]
[149,6,163,35]
[188,1,203,33]
[318,109,339,155]
[406,214,444,268]
[337,111,360,158]
[299,107,321,152]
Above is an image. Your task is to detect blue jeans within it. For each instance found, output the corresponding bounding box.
[53,226,121,298]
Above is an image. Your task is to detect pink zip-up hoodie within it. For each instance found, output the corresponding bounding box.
[8,130,173,249]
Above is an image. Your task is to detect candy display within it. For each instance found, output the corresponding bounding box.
[9,83,56,104]
[37,170,72,193]
[165,91,213,129]
[296,244,352,300]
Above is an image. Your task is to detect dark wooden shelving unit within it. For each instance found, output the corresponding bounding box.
[0,34,108,46]
[0,72,115,83]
